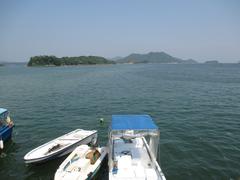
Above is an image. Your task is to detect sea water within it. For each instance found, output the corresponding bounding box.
[0,63,239,179]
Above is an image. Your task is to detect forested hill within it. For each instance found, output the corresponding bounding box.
[27,56,115,66]
[116,52,198,64]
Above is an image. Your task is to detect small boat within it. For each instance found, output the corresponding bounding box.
[54,145,108,180]
[108,115,166,180]
[0,108,14,149]
[24,129,97,164]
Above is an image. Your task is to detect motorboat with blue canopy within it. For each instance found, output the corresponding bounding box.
[0,108,14,149]
[108,115,166,180]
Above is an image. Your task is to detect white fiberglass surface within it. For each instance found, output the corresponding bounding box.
[110,137,160,180]
[25,129,95,159]
[55,146,107,180]
[26,140,72,159]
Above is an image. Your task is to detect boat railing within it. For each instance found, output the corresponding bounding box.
[142,137,166,180]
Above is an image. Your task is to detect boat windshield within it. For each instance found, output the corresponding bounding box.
[110,129,159,159]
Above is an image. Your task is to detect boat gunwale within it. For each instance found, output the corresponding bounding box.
[0,125,13,134]
[55,146,108,180]
[24,129,97,162]
[86,147,108,180]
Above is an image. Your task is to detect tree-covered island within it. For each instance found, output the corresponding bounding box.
[27,55,115,66]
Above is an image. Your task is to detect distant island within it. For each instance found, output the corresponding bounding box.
[204,60,219,64]
[27,52,199,67]
[0,64,3,66]
[27,56,115,67]
[115,52,198,64]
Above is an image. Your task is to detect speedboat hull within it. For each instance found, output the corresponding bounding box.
[55,145,108,180]
[0,108,14,149]
[24,129,97,164]
[0,125,13,142]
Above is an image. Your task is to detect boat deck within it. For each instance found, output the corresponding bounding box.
[24,129,96,161]
[55,146,107,180]
[110,137,160,180]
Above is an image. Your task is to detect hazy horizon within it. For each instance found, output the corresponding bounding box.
[1,0,240,63]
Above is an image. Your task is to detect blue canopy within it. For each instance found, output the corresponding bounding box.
[111,115,158,130]
[0,108,7,115]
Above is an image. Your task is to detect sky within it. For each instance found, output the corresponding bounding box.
[0,0,240,63]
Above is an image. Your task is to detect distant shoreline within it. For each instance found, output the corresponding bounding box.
[27,63,115,67]
[1,61,239,67]
[7,52,240,66]
[27,55,115,67]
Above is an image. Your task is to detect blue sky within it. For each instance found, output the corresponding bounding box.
[0,0,239,62]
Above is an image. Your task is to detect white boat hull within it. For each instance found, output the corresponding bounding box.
[24,129,97,164]
[55,145,108,180]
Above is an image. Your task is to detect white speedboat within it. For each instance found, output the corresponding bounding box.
[108,115,166,180]
[24,129,97,164]
[54,145,108,180]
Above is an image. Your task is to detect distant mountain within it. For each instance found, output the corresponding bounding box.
[182,59,198,64]
[204,60,219,64]
[110,56,123,61]
[116,52,198,64]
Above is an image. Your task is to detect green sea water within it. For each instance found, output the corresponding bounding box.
[0,63,240,180]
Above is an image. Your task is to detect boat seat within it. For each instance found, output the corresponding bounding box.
[46,143,62,154]
[85,149,101,164]
[73,134,84,139]
[118,155,132,169]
